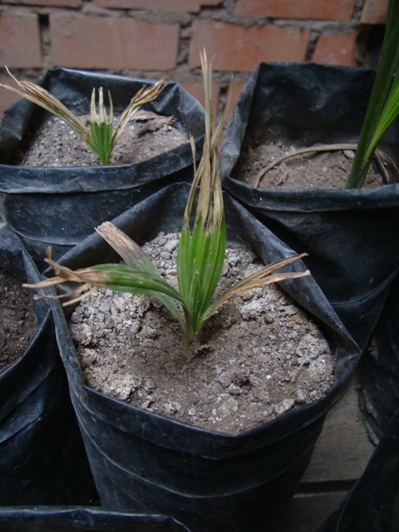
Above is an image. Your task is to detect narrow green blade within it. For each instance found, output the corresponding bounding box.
[346,0,399,188]
[96,223,183,326]
[194,220,226,331]
[366,73,399,157]
[96,264,184,308]
[89,122,113,165]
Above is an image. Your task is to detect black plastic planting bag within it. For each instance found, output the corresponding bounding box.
[220,62,399,350]
[0,222,96,505]
[47,183,360,531]
[358,271,399,441]
[0,68,204,268]
[318,409,399,531]
[0,507,189,531]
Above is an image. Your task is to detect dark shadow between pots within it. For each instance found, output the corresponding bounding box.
[359,270,399,442]
[318,408,399,531]
[0,222,97,505]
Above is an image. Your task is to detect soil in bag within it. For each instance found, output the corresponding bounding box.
[0,268,36,371]
[220,62,399,350]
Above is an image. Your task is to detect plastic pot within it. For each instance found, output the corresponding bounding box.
[47,183,360,531]
[220,62,399,350]
[0,68,204,269]
[0,222,96,505]
[358,271,399,441]
[318,408,399,531]
[0,507,189,531]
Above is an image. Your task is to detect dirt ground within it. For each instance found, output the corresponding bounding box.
[70,233,334,435]
[0,268,36,372]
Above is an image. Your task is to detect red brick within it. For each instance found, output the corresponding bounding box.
[0,14,42,68]
[361,0,389,23]
[225,81,246,122]
[94,0,221,11]
[312,33,357,66]
[189,21,310,70]
[181,82,220,115]
[236,0,355,20]
[50,15,179,70]
[5,0,82,6]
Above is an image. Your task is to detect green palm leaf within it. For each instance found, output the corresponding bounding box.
[96,222,184,326]
[346,0,399,188]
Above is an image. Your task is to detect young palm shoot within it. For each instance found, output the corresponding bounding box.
[24,51,310,359]
[345,0,399,188]
[0,67,167,165]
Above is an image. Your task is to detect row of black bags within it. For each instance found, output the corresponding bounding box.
[0,64,398,530]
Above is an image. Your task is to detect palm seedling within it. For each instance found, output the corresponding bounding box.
[24,51,310,359]
[0,67,167,165]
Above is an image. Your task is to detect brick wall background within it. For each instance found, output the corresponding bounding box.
[0,0,389,116]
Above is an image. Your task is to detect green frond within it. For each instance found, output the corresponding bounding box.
[346,0,399,188]
[176,50,227,346]
[96,222,184,327]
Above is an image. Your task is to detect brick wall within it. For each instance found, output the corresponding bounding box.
[0,0,389,115]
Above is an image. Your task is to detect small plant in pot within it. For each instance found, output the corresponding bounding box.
[29,54,309,361]
[1,67,167,166]
[0,67,204,268]
[25,53,360,531]
[219,0,399,353]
